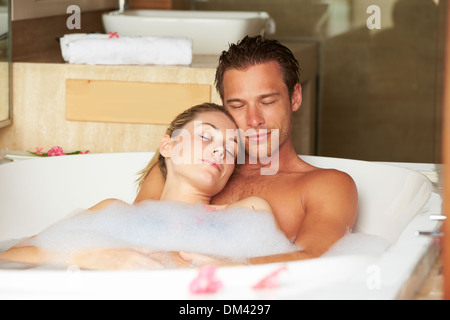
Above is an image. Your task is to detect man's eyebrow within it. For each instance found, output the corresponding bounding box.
[226,93,281,104]
[225,98,244,104]
[259,92,281,99]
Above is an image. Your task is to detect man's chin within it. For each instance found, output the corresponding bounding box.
[246,149,278,164]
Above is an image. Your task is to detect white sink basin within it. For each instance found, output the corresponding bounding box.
[102,10,275,55]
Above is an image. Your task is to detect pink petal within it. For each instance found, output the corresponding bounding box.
[252,266,287,290]
[198,265,217,278]
[203,204,216,212]
[189,265,223,294]
[48,146,66,156]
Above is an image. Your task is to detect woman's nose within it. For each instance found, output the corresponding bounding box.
[212,146,224,160]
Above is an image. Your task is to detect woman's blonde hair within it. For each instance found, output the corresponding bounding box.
[136,103,236,190]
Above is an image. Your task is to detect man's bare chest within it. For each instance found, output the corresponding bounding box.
[212,174,275,204]
[212,172,306,238]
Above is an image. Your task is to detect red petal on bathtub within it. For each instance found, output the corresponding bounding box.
[189,265,223,294]
[252,266,287,290]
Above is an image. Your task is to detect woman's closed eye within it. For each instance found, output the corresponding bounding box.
[199,133,213,141]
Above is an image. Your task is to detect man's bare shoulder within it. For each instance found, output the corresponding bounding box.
[286,166,358,257]
[298,166,358,221]
[300,166,357,195]
[285,159,356,190]
[304,166,355,184]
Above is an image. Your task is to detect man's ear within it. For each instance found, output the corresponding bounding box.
[159,135,172,158]
[291,83,302,112]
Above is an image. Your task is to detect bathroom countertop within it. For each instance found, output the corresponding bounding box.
[14,41,319,85]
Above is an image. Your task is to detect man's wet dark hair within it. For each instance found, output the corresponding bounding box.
[215,35,301,100]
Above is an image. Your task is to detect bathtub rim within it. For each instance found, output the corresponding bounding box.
[0,253,388,300]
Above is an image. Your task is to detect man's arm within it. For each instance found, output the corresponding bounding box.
[249,170,358,264]
[134,162,166,204]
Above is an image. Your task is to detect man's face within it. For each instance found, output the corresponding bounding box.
[222,61,299,159]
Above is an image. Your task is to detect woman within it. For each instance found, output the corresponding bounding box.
[0,103,291,270]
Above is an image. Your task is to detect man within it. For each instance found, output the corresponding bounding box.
[135,36,358,264]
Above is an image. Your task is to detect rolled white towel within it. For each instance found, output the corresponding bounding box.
[60,33,193,66]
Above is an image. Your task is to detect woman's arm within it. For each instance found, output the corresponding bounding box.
[0,199,130,267]
[0,245,47,265]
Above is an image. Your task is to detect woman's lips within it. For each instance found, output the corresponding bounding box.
[202,159,222,172]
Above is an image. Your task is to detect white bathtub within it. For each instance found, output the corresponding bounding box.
[0,152,442,299]
[102,10,275,55]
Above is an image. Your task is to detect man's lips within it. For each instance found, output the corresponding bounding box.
[246,131,271,142]
[202,159,222,172]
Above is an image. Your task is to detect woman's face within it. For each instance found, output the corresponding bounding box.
[163,111,240,197]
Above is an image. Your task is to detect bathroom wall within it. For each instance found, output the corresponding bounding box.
[318,0,442,162]
[193,0,444,163]
[129,0,189,9]
[0,63,218,154]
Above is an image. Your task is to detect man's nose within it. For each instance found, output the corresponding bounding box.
[246,105,265,128]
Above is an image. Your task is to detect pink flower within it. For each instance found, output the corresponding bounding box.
[189,265,223,294]
[35,147,43,155]
[79,150,90,154]
[47,146,66,157]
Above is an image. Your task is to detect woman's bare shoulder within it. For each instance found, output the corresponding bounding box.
[88,198,130,212]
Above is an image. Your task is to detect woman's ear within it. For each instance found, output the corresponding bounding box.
[159,135,172,158]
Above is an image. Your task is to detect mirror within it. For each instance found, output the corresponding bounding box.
[0,0,9,128]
